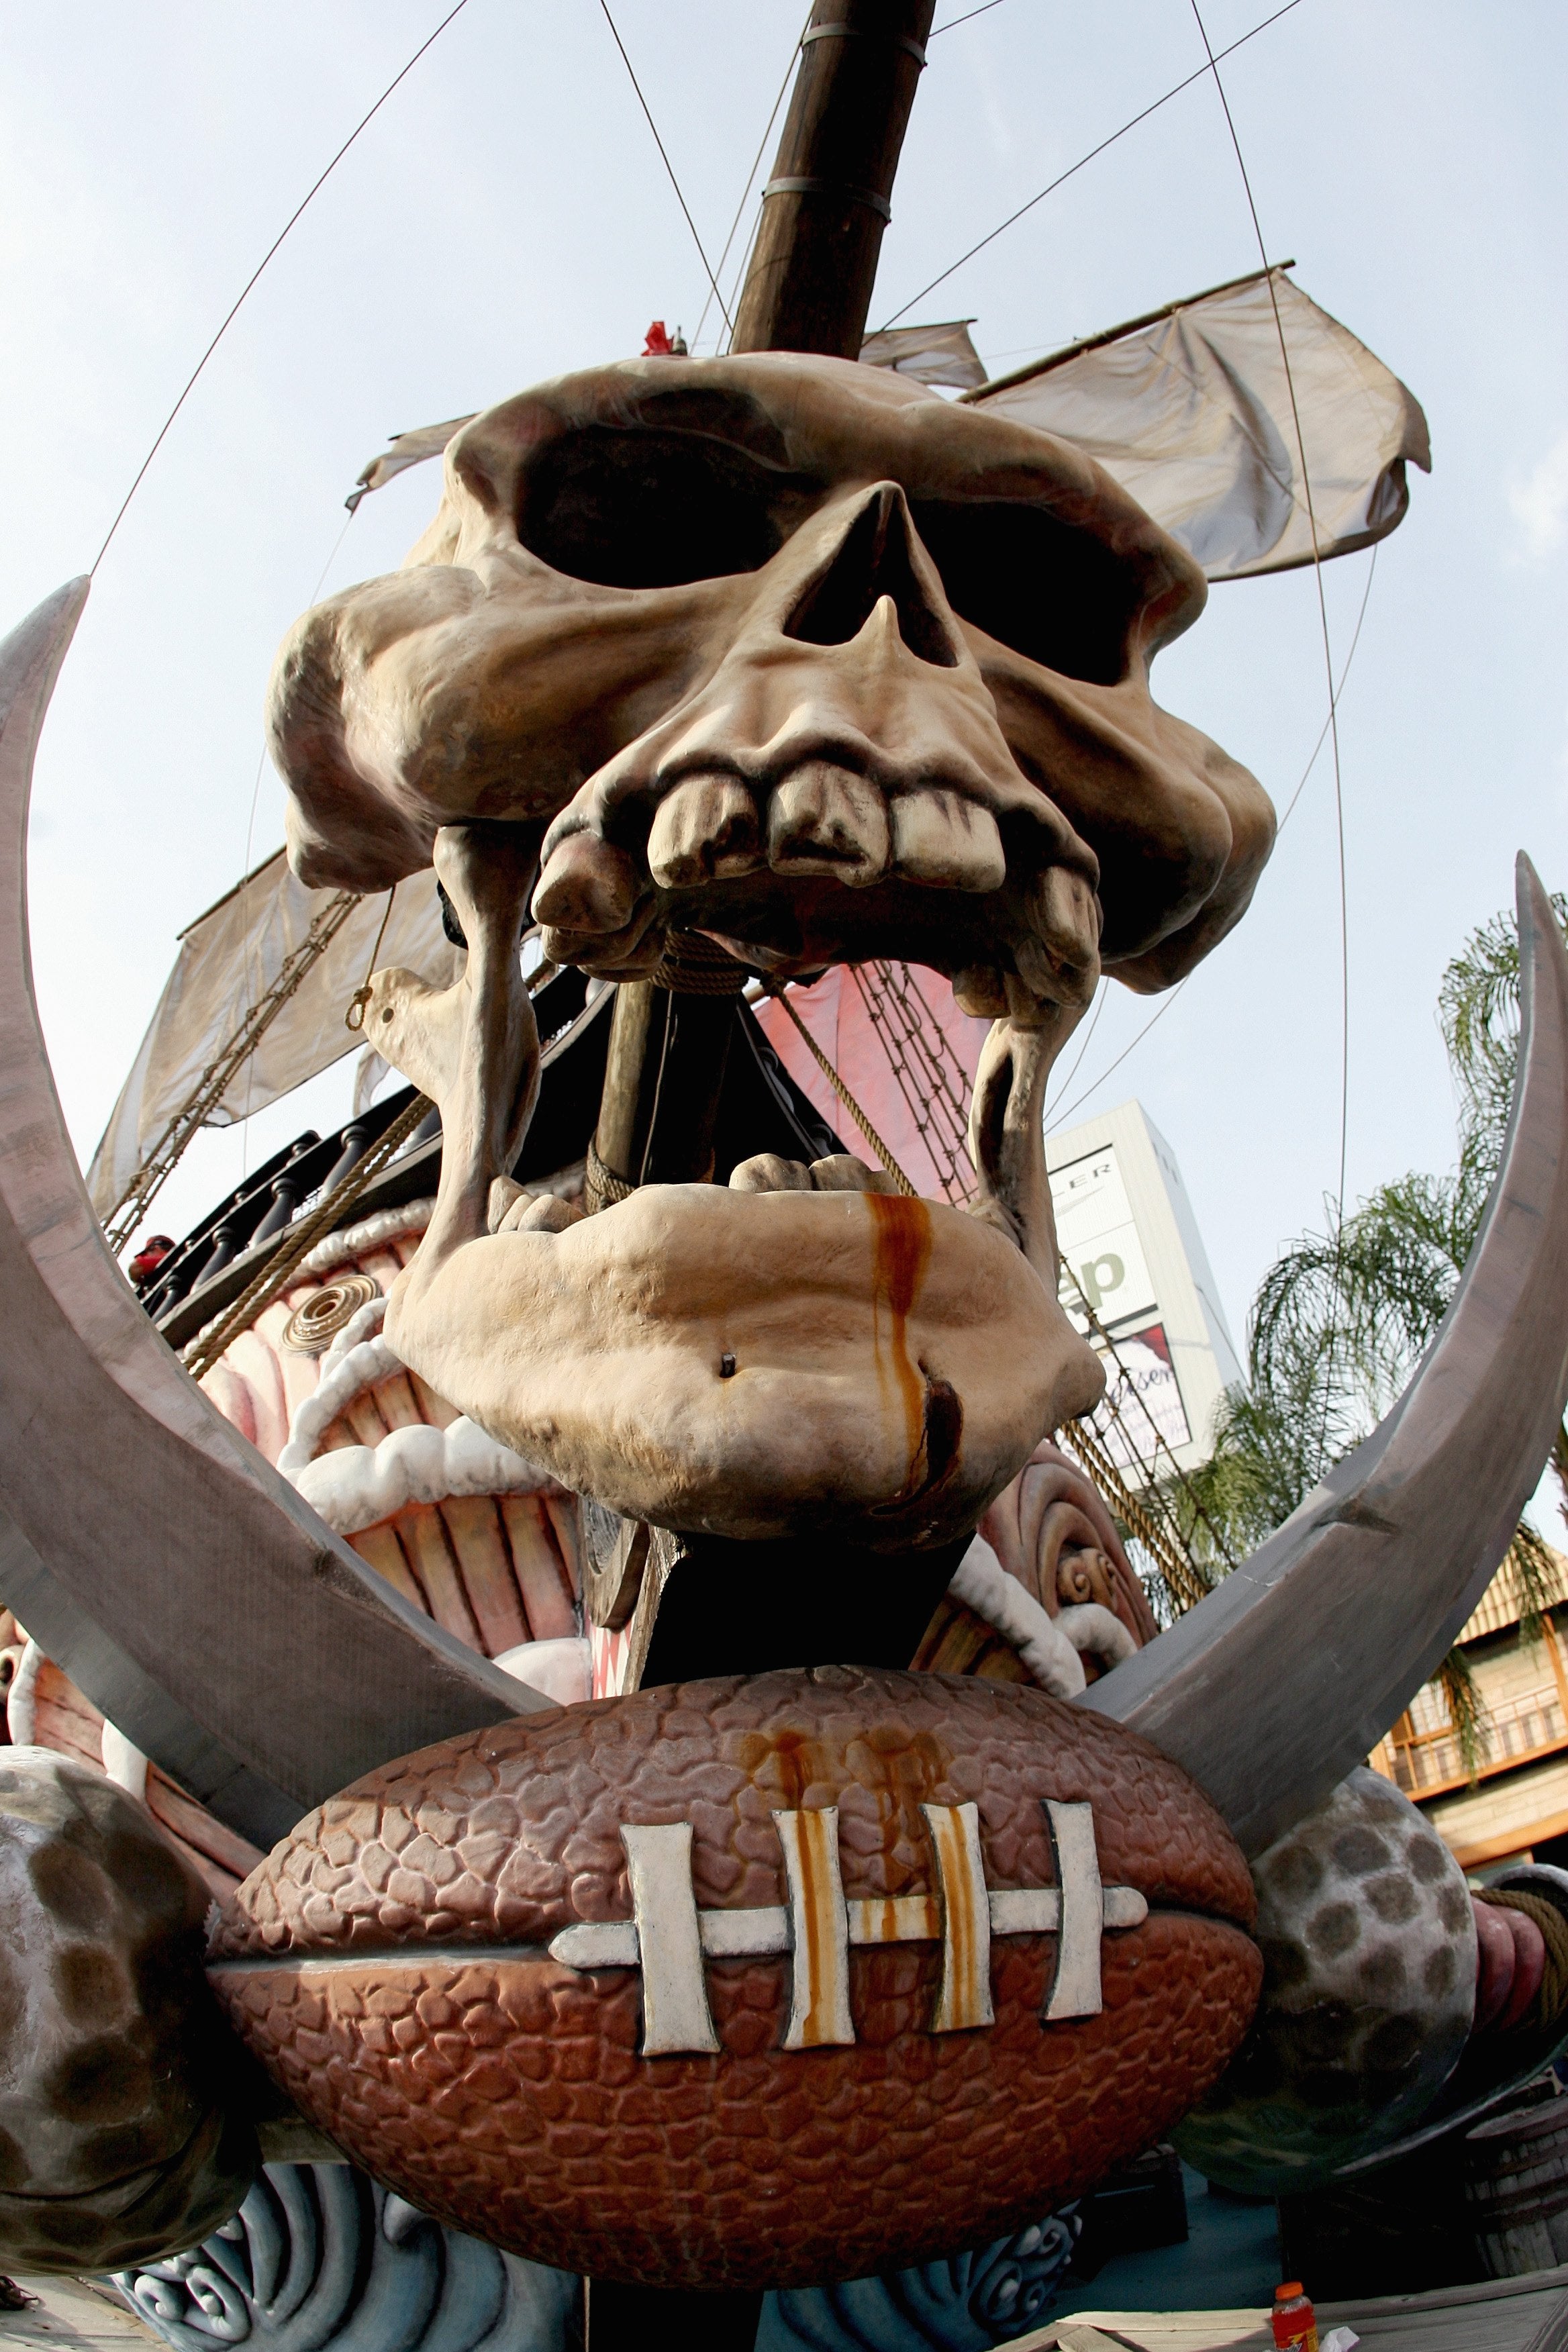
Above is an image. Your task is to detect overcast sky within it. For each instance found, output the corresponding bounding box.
[3,1,1565,1513]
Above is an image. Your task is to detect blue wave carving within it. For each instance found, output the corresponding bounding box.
[113,2165,578,2352]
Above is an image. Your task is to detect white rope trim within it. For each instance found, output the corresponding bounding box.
[101,1720,149,1802]
[948,1540,1138,1696]
[493,1636,591,1707]
[318,1293,390,1379]
[283,1415,559,1536]
[279,1319,404,1474]
[1056,1602,1137,1669]
[6,1638,40,1746]
[299,1196,436,1279]
[950,1538,1085,1698]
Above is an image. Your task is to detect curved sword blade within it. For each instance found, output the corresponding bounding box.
[0,583,546,1845]
[1083,851,1568,1856]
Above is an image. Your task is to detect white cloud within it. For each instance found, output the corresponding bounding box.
[1508,430,1568,560]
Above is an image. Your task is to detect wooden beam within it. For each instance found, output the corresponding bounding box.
[730,0,937,359]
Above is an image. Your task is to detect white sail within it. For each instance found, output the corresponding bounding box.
[340,277,1426,584]
[86,855,457,1221]
[346,414,476,511]
[967,266,1430,581]
[859,319,985,390]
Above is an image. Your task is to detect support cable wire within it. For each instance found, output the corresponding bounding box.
[875,0,1302,332]
[1047,985,1189,1139]
[1042,980,1108,1130]
[181,1090,432,1383]
[768,978,1210,1606]
[91,0,471,575]
[1187,0,1350,1464]
[694,9,810,355]
[597,1,734,339]
[930,0,1009,33]
[1043,546,1377,1138]
[104,888,363,1253]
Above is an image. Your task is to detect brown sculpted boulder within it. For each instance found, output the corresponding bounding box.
[0,1749,255,2271]
[210,1667,1261,2292]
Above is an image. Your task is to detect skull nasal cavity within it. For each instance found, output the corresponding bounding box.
[785,489,960,669]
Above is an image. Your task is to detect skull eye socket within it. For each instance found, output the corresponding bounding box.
[910,501,1144,687]
[518,426,807,590]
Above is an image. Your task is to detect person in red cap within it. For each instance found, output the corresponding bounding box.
[129,1234,174,1287]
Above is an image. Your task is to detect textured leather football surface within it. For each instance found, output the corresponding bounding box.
[211,1666,1260,2290]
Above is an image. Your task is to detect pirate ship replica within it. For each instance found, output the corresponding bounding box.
[3,8,1568,2351]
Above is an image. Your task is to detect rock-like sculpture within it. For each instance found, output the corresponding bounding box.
[0,1749,255,2271]
[1173,1768,1479,2192]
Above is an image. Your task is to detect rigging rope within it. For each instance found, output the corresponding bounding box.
[345,883,400,1033]
[1055,1253,1237,1576]
[1043,548,1379,1138]
[767,975,1212,1608]
[875,0,1302,331]
[850,963,976,1204]
[181,1089,433,1383]
[1055,1418,1210,1614]
[765,983,916,1195]
[597,1,733,339]
[104,888,363,1253]
[1187,0,1351,1468]
[697,9,810,355]
[91,1,471,575]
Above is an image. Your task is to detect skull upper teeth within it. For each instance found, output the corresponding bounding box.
[887,790,1005,893]
[534,756,1100,1012]
[728,1153,898,1196]
[767,763,889,885]
[647,773,762,888]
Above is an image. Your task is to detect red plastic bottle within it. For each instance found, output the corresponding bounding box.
[1272,2283,1318,2352]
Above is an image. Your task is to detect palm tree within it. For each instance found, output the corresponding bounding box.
[1171,891,1568,1765]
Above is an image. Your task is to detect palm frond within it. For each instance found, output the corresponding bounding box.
[1437,1645,1486,1783]
[1177,890,1568,1614]
[1506,1518,1563,1649]
[1439,891,1568,1174]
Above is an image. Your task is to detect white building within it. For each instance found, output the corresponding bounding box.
[1046,1099,1241,1485]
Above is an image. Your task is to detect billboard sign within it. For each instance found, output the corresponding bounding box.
[1052,1138,1195,1472]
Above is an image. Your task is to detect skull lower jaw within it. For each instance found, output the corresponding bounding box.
[387,1181,1104,1554]
[375,822,1105,1558]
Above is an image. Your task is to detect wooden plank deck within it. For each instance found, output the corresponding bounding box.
[0,2279,161,2352]
[1009,2260,1568,2352]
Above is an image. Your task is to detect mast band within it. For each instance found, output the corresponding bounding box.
[763,176,893,223]
[801,25,928,64]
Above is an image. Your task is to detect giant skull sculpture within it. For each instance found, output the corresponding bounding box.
[274,354,1270,993]
[268,354,1274,1552]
